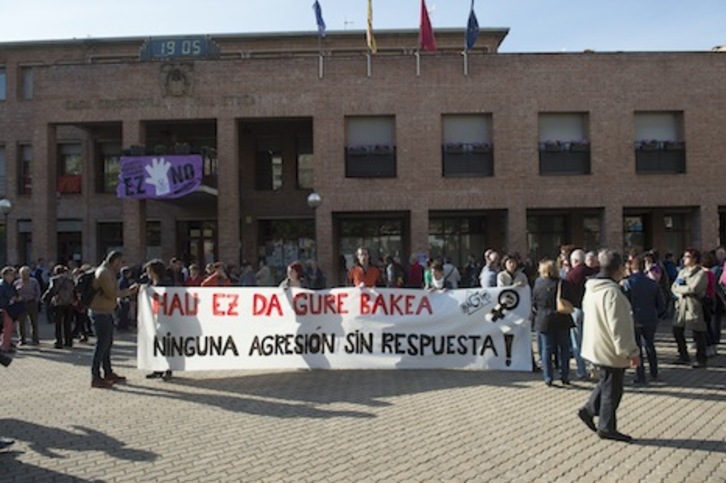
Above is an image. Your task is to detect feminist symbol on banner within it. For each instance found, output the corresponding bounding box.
[488,289,520,322]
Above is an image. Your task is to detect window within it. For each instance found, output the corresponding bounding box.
[20,67,33,100]
[258,219,316,283]
[527,214,567,261]
[0,146,6,197]
[428,215,488,269]
[296,134,314,189]
[57,220,83,263]
[337,215,406,272]
[97,222,123,260]
[146,221,162,260]
[57,143,82,194]
[634,111,685,174]
[538,113,590,175]
[663,213,691,257]
[18,144,32,195]
[98,142,121,194]
[18,220,32,265]
[202,147,218,188]
[623,215,647,254]
[345,116,396,178]
[178,220,217,266]
[0,67,6,101]
[441,114,493,177]
[255,136,283,190]
[582,215,601,252]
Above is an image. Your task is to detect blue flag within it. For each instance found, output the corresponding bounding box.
[313,1,326,38]
[466,1,479,51]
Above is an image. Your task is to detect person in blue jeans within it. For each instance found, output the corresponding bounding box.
[622,254,665,383]
[89,251,138,389]
[532,259,574,387]
[566,249,598,380]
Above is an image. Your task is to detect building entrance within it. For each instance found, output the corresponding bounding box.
[177,221,217,267]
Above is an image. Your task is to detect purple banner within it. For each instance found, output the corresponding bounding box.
[117,155,203,200]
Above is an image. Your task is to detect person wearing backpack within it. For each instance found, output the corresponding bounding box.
[89,251,138,389]
[41,265,77,349]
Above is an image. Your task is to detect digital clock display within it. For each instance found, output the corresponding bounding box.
[140,36,219,60]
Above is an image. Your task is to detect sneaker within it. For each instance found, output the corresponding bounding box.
[104,373,127,384]
[146,372,163,379]
[577,408,596,433]
[597,430,633,443]
[91,378,114,389]
[161,370,173,381]
[672,357,690,365]
[691,362,707,369]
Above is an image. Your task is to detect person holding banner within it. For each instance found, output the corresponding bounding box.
[143,259,174,381]
[427,260,452,291]
[201,262,232,287]
[348,247,382,288]
[497,253,529,288]
[279,261,306,289]
[185,264,204,287]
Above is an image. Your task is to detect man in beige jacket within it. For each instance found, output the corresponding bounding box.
[577,250,640,443]
[90,251,137,389]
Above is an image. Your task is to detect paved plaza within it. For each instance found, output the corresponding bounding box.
[1,320,724,482]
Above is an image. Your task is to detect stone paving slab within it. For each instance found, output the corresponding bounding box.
[1,321,724,482]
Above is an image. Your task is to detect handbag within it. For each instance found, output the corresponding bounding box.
[556,280,574,315]
[6,301,26,321]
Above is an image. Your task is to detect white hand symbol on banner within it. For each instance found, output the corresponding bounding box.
[145,158,172,196]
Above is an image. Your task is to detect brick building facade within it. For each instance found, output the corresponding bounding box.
[0,29,724,283]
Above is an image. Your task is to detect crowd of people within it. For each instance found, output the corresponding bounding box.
[1,243,723,446]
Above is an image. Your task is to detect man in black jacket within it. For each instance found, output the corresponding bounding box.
[622,254,665,383]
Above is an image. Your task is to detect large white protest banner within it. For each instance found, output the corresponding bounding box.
[137,286,532,371]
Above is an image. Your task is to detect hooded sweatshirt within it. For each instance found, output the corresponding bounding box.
[581,276,638,368]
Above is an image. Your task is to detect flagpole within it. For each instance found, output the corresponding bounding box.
[318,35,324,79]
[313,0,326,79]
[366,52,372,77]
[463,50,469,76]
[415,51,421,77]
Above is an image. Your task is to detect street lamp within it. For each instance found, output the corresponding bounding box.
[306,191,322,269]
[306,191,322,209]
[0,199,13,266]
